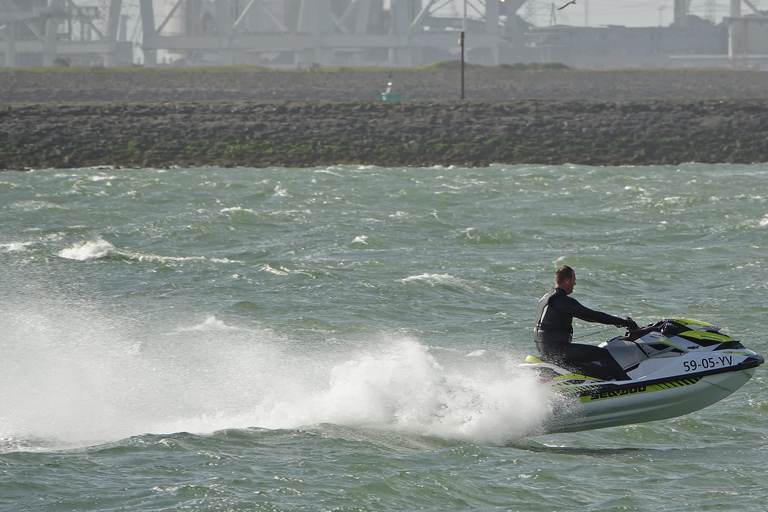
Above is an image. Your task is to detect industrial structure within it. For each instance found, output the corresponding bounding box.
[138,0,509,67]
[0,0,133,66]
[1,0,767,69]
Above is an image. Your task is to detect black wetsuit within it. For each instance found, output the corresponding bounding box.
[534,287,631,380]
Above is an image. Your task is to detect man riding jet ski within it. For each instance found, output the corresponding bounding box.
[534,265,638,381]
[523,317,764,433]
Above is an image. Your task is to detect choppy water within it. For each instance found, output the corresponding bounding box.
[1,164,766,511]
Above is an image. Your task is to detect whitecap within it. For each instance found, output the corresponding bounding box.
[220,206,257,214]
[351,235,368,244]
[259,263,292,276]
[209,257,238,264]
[115,249,239,265]
[176,316,239,332]
[1,242,33,252]
[314,169,344,177]
[58,240,114,261]
[401,273,460,286]
[12,200,67,212]
[759,216,768,227]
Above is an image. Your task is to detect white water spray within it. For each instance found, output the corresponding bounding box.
[0,290,552,449]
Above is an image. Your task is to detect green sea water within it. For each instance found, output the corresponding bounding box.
[0,164,766,511]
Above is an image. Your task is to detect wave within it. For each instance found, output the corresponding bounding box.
[400,273,480,293]
[57,239,240,265]
[401,273,460,286]
[220,206,258,215]
[58,240,114,261]
[1,241,33,252]
[175,316,240,332]
[120,252,239,265]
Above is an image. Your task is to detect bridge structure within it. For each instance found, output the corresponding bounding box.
[0,0,766,68]
[136,0,528,67]
[0,0,132,66]
[0,0,527,67]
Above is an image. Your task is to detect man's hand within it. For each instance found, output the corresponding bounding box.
[622,317,639,331]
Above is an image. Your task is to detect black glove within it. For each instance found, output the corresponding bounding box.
[622,317,639,331]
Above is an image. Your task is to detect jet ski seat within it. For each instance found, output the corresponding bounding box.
[536,353,614,381]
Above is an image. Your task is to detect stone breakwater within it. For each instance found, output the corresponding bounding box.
[2,99,768,170]
[2,67,768,169]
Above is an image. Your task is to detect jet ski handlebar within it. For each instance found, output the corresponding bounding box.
[621,319,666,342]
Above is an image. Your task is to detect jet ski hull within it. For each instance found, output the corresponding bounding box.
[544,368,758,433]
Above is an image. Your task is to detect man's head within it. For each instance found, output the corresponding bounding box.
[555,265,576,294]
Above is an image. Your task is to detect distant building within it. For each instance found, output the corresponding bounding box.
[517,20,728,69]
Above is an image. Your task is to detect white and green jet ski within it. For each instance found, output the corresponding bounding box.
[522,318,764,433]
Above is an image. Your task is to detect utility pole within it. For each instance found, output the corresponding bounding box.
[584,0,589,26]
[460,30,465,99]
[461,0,467,100]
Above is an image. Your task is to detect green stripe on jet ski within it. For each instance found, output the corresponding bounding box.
[646,377,702,390]
[578,376,703,402]
[678,330,733,343]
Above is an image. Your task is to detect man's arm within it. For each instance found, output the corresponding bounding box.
[559,296,631,327]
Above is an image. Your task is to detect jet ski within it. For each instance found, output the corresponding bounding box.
[522,318,764,433]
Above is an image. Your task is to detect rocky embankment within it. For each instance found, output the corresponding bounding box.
[1,67,768,169]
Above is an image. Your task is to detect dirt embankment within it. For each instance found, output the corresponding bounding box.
[2,67,768,102]
[1,67,768,169]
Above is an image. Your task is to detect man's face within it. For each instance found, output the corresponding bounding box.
[561,273,576,295]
